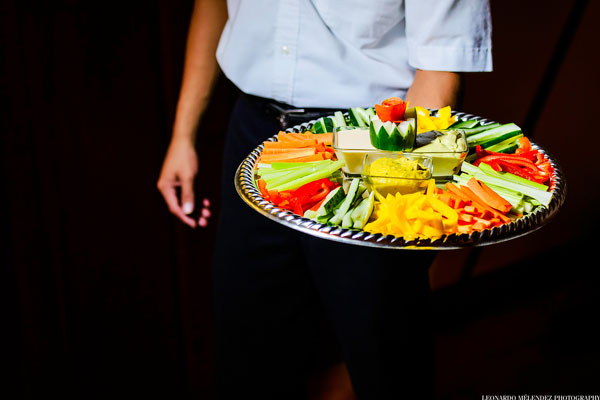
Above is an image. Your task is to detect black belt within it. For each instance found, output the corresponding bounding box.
[244,93,340,130]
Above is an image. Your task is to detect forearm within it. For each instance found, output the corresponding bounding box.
[172,0,228,144]
[405,69,462,109]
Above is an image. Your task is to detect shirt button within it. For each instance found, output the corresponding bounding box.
[281,45,290,55]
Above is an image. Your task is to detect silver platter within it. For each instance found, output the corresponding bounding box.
[234,112,567,250]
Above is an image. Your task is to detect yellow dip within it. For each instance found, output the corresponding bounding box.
[364,156,430,196]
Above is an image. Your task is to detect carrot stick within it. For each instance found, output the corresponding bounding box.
[261,147,317,156]
[303,132,333,146]
[260,148,317,158]
[263,140,317,149]
[458,185,511,223]
[259,152,325,164]
[276,153,327,163]
[437,192,464,209]
[457,212,474,224]
[278,132,310,142]
[276,133,311,142]
[466,177,512,213]
[479,181,513,213]
[445,182,472,203]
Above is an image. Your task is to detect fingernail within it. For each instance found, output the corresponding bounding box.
[183,202,194,214]
[203,198,211,207]
[202,208,211,218]
[198,217,207,227]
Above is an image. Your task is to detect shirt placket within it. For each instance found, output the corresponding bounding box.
[271,0,300,105]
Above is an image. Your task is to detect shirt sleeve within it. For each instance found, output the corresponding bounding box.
[404,0,493,72]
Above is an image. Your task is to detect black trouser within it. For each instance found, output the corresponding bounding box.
[212,92,438,399]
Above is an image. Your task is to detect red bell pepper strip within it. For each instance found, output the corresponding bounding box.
[263,178,339,216]
[475,146,536,162]
[291,198,304,216]
[495,161,547,184]
[304,183,332,204]
[268,189,281,204]
[292,178,333,198]
[375,97,407,123]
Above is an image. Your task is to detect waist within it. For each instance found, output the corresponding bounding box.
[242,93,341,130]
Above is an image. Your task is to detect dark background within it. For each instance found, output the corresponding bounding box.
[2,0,598,399]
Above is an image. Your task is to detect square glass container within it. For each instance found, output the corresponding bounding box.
[361,152,433,196]
[332,125,381,177]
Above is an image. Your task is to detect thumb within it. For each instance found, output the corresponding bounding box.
[180,176,195,215]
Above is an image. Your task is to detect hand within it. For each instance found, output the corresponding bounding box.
[157,137,211,228]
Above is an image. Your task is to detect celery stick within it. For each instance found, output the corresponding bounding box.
[269,160,329,170]
[258,168,307,183]
[478,162,548,191]
[460,162,481,176]
[483,134,523,152]
[257,167,295,178]
[473,171,552,206]
[258,162,322,176]
[264,165,322,187]
[462,162,549,192]
[272,161,344,191]
[257,165,305,177]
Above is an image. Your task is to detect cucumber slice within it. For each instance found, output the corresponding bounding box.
[351,191,375,229]
[356,107,375,125]
[341,209,354,229]
[350,185,367,208]
[303,209,318,219]
[481,133,523,152]
[314,212,334,224]
[467,123,522,149]
[348,107,367,127]
[329,178,361,225]
[457,122,501,137]
[465,133,524,162]
[449,119,480,129]
[311,117,335,133]
[332,111,347,129]
[315,186,345,216]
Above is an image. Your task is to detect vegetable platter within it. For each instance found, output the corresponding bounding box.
[234,98,567,250]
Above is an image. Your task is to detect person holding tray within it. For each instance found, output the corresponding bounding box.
[157,1,492,399]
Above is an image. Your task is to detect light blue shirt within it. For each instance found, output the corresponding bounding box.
[217,0,492,109]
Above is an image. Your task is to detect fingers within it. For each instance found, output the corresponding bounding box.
[157,180,197,228]
[180,176,195,216]
[198,198,211,228]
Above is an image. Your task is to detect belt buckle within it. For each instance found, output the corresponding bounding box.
[279,108,306,129]
[268,102,305,129]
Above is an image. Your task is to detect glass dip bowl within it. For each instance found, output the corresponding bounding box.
[361,152,433,197]
[411,129,468,179]
[332,125,383,177]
